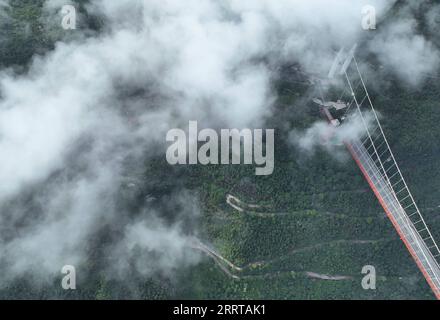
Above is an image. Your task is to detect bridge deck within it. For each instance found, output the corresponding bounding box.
[347,138,440,299]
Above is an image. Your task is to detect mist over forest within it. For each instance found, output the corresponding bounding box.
[0,0,440,299]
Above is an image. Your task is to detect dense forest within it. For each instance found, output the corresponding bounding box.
[1,0,440,300]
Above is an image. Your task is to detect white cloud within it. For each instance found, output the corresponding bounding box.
[370,19,440,86]
[1,0,438,286]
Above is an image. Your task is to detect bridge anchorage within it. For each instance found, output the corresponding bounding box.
[314,45,440,299]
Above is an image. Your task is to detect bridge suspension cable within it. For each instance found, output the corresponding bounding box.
[318,48,440,299]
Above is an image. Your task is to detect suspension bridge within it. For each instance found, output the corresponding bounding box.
[317,46,440,299]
